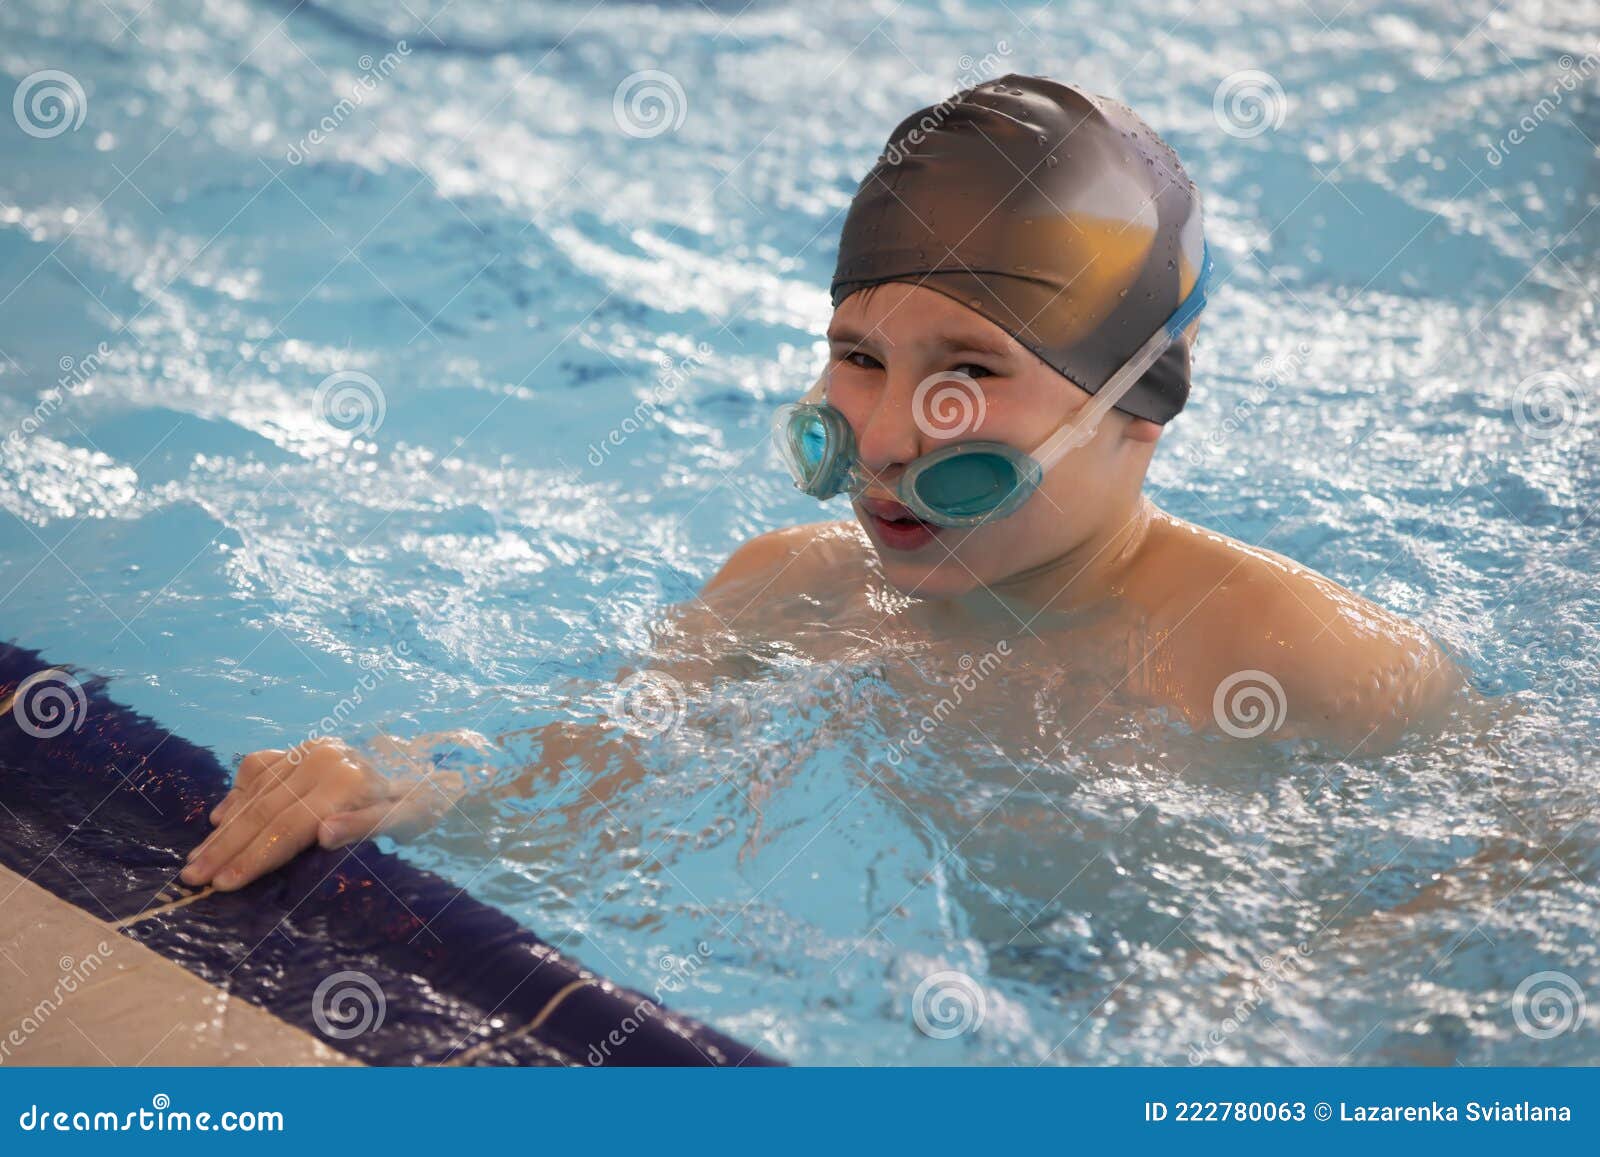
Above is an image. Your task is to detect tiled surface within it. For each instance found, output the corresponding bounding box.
[0,865,353,1066]
[0,667,221,924]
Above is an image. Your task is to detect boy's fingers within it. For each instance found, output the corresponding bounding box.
[235,748,288,792]
[189,801,251,862]
[208,749,293,826]
[183,773,316,883]
[209,787,246,825]
[209,818,318,891]
[191,778,290,865]
[318,803,394,849]
[183,740,402,888]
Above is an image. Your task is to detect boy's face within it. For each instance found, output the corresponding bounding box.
[823,281,1162,600]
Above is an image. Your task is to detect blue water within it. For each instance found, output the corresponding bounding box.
[2,0,1597,1065]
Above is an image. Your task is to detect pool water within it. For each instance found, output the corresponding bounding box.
[2,0,1597,1065]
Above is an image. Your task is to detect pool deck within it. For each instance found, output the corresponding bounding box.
[0,863,352,1066]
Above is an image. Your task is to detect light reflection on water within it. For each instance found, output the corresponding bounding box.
[0,0,1596,1064]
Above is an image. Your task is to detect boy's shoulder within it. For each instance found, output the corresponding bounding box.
[1132,513,1463,749]
[701,520,870,603]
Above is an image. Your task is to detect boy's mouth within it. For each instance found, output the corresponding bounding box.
[858,496,941,552]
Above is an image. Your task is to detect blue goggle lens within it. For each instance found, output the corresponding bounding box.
[776,405,1039,525]
[775,404,849,497]
[911,452,1025,520]
[795,412,829,473]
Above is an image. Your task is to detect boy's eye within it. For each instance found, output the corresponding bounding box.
[834,352,994,378]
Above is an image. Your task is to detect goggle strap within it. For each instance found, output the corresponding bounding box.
[1029,241,1213,473]
[1028,326,1175,469]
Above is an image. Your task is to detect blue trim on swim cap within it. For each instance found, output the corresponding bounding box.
[1164,241,1213,341]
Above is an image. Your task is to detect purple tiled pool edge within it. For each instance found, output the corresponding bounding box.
[0,641,780,1068]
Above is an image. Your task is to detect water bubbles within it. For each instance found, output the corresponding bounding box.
[12,0,1595,1074]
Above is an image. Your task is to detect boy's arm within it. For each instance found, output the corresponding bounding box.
[183,524,843,891]
[1183,567,1467,752]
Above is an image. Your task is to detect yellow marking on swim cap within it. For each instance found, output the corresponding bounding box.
[1023,213,1156,344]
[1174,242,1202,345]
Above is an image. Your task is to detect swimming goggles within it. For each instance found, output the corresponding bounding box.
[772,242,1213,529]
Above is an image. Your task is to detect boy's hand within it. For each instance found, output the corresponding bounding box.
[181,738,460,892]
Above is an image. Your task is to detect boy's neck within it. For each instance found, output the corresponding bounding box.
[973,494,1158,619]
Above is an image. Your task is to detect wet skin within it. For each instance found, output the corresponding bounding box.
[184,281,1466,892]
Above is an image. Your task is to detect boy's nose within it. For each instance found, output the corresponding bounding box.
[854,384,926,478]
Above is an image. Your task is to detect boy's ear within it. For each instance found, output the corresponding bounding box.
[1125,416,1163,444]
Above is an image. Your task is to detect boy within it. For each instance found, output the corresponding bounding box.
[184,75,1464,892]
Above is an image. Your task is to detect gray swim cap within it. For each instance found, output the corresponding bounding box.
[830,74,1206,424]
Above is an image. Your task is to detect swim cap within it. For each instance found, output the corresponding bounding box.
[830,74,1206,424]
